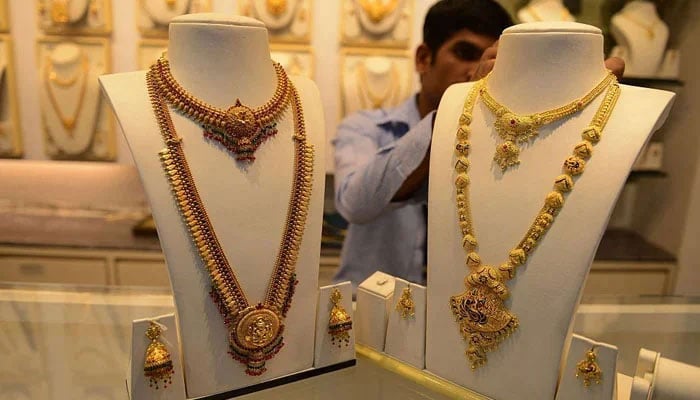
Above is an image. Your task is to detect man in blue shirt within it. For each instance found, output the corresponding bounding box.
[333,0,625,289]
[333,0,514,288]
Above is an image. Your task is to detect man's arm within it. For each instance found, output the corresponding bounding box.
[334,113,434,224]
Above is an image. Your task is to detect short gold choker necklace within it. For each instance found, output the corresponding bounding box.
[151,55,293,162]
[450,75,620,369]
[480,72,615,171]
[146,64,314,376]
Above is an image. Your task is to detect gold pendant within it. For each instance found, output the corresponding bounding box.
[328,288,353,347]
[228,306,284,376]
[166,0,177,9]
[266,0,287,16]
[144,322,174,389]
[395,285,415,319]
[494,112,541,143]
[493,140,520,171]
[576,348,602,386]
[51,0,70,25]
[450,259,518,369]
[359,0,399,23]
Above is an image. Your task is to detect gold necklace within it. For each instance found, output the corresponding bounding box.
[147,65,314,376]
[51,0,70,25]
[480,72,615,171]
[44,54,90,135]
[266,0,287,17]
[619,13,658,39]
[355,62,399,109]
[151,55,292,162]
[358,0,400,23]
[451,76,619,370]
[165,0,177,9]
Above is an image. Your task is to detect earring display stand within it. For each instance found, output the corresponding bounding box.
[314,282,356,369]
[555,334,618,400]
[384,278,426,369]
[355,271,395,352]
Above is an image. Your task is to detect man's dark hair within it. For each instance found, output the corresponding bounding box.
[423,0,514,57]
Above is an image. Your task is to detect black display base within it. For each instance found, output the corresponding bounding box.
[194,359,357,399]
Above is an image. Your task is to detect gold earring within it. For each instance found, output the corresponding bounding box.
[395,284,416,319]
[576,347,602,386]
[328,288,352,348]
[144,322,174,389]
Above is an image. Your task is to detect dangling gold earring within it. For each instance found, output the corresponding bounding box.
[395,284,415,319]
[576,347,602,386]
[144,321,174,389]
[328,288,352,348]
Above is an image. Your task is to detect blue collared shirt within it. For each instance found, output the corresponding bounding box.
[332,95,434,289]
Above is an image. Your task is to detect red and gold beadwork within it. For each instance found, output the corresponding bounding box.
[146,63,314,375]
[150,55,293,162]
[450,76,620,369]
[480,72,616,171]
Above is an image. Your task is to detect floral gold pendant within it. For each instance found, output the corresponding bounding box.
[228,305,285,376]
[493,140,520,171]
[450,282,518,369]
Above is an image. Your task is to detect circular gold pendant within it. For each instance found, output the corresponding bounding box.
[226,101,260,139]
[235,308,281,350]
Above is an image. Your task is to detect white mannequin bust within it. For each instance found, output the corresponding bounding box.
[517,0,575,23]
[425,22,674,399]
[610,0,669,77]
[99,13,325,397]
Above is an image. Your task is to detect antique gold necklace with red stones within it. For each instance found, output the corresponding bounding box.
[450,75,620,369]
[151,54,293,162]
[480,72,615,171]
[146,64,313,376]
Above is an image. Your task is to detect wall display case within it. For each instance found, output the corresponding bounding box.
[271,44,314,79]
[340,49,413,117]
[137,38,167,70]
[238,0,312,44]
[137,0,212,38]
[37,0,112,36]
[37,37,115,161]
[340,0,413,49]
[0,36,22,158]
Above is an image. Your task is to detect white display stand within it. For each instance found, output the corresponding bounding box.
[384,278,426,369]
[610,1,669,78]
[99,14,326,398]
[555,334,617,400]
[128,314,186,400]
[425,22,674,400]
[631,348,700,400]
[313,282,356,368]
[355,271,395,351]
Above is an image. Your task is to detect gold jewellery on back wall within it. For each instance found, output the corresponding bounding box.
[449,74,619,369]
[147,59,314,375]
[266,0,287,17]
[359,0,400,23]
[44,54,90,135]
[355,61,400,109]
[480,72,615,171]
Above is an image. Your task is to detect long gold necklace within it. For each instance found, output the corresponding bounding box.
[480,72,615,171]
[450,76,620,369]
[44,54,90,135]
[356,62,399,109]
[151,55,292,162]
[358,0,400,23]
[146,64,314,376]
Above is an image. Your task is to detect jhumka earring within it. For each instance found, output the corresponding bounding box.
[576,347,602,386]
[144,322,174,389]
[395,284,416,319]
[328,288,353,348]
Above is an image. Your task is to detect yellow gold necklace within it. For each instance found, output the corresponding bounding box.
[51,0,70,25]
[147,64,314,376]
[619,13,658,39]
[355,62,399,109]
[165,0,177,9]
[266,0,287,16]
[450,76,620,369]
[44,54,90,135]
[358,0,400,23]
[480,72,615,171]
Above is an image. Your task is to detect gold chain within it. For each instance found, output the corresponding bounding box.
[355,61,399,109]
[151,55,292,161]
[619,13,658,40]
[147,64,313,375]
[480,72,615,171]
[358,0,400,23]
[450,76,620,369]
[44,54,90,135]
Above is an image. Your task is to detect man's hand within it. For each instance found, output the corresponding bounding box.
[471,41,626,81]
